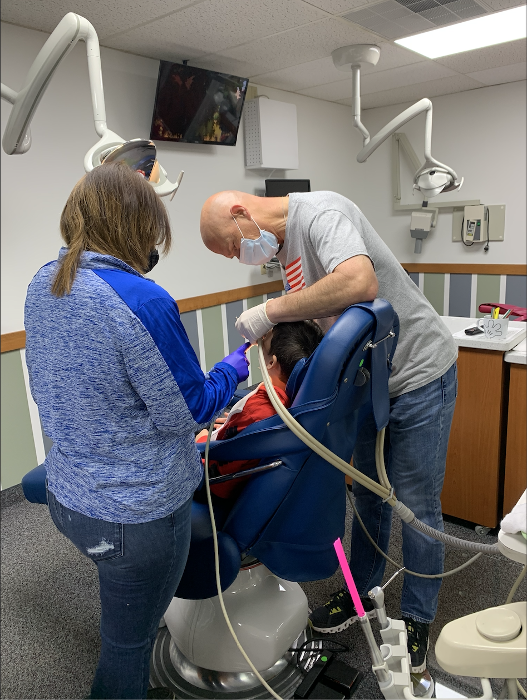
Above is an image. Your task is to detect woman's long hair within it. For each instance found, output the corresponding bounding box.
[51,162,171,296]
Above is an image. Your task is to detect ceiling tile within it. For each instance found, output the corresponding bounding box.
[190,53,264,77]
[434,38,527,73]
[207,17,384,76]
[299,59,457,99]
[102,34,207,64]
[480,0,525,9]
[467,61,527,84]
[250,42,422,91]
[104,0,327,57]
[0,0,200,39]
[338,73,483,107]
[298,0,386,13]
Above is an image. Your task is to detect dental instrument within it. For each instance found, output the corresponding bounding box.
[0,13,183,199]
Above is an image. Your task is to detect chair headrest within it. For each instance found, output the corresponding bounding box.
[285,356,309,401]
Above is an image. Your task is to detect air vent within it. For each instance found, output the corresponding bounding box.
[342,0,488,40]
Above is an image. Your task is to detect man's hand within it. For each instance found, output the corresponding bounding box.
[235,301,276,343]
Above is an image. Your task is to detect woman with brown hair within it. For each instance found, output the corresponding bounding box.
[24,162,250,699]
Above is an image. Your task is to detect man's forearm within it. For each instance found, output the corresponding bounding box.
[266,267,378,323]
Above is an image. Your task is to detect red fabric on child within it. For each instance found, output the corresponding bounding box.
[197,383,290,501]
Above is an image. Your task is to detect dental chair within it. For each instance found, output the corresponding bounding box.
[151,300,399,698]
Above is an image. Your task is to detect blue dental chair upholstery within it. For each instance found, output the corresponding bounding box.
[175,300,398,599]
[21,300,398,601]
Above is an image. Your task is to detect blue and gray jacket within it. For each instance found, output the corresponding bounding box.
[24,249,238,524]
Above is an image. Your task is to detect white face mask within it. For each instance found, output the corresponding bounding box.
[232,215,279,265]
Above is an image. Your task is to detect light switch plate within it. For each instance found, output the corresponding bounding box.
[452,205,505,242]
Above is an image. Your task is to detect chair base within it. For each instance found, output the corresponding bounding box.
[150,626,317,697]
[164,563,309,674]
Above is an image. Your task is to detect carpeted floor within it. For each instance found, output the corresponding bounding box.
[1,484,525,700]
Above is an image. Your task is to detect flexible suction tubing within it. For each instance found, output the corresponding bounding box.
[256,341,501,557]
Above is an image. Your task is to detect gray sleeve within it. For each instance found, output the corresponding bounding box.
[308,210,370,274]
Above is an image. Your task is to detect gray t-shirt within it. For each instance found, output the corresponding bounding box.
[276,191,457,397]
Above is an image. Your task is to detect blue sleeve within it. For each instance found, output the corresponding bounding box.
[136,297,237,424]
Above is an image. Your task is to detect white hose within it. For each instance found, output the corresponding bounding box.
[505,565,526,604]
[347,488,484,579]
[257,341,500,556]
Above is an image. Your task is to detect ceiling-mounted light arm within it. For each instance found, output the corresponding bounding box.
[1,13,107,155]
[351,65,370,146]
[1,12,183,198]
[357,97,462,196]
[357,98,430,163]
[332,44,463,199]
[1,84,18,104]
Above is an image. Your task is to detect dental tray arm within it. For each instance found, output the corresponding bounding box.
[357,98,463,197]
[1,13,181,198]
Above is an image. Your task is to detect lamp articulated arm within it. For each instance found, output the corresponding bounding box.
[356,97,463,198]
[1,13,183,198]
[333,45,463,200]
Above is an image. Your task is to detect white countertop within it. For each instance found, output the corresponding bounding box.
[441,316,527,352]
[505,337,527,365]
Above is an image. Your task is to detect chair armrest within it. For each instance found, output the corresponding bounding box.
[208,460,283,485]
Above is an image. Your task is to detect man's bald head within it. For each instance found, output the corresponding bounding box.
[200,190,243,255]
[200,189,287,259]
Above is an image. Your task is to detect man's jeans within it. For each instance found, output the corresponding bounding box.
[47,489,192,699]
[350,362,457,624]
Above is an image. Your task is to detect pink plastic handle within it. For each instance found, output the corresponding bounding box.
[333,538,365,618]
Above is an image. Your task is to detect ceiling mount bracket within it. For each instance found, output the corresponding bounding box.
[331,44,381,71]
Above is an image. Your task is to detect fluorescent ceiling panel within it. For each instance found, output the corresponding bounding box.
[395,5,526,58]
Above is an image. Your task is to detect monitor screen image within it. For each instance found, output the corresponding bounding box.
[265,179,311,197]
[150,61,249,146]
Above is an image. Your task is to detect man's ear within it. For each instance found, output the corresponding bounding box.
[231,204,251,220]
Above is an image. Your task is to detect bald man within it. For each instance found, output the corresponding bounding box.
[200,189,457,689]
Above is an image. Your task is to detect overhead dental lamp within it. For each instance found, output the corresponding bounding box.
[332,44,463,199]
[332,45,463,252]
[0,13,183,199]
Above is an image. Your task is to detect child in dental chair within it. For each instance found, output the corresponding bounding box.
[196,320,324,504]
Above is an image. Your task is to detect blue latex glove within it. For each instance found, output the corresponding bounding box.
[221,342,251,383]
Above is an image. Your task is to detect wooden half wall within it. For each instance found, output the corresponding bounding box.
[1,279,285,354]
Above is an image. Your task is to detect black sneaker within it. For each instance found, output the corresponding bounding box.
[403,617,430,674]
[309,588,376,633]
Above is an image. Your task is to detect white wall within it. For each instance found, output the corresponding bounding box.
[355,80,526,264]
[1,21,357,334]
[2,21,526,334]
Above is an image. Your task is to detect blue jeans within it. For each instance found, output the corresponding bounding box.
[47,489,192,699]
[350,362,457,624]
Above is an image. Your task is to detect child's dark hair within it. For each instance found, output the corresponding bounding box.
[269,320,324,380]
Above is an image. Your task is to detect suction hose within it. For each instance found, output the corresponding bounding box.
[256,341,501,558]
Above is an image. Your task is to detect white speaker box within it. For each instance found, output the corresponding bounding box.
[244,98,298,170]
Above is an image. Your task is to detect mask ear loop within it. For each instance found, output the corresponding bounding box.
[231,215,246,241]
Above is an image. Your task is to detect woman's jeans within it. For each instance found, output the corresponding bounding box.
[350,362,457,624]
[47,489,192,699]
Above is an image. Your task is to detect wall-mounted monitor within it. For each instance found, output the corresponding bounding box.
[150,61,249,146]
[265,179,311,197]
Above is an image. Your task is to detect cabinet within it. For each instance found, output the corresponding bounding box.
[503,363,527,516]
[442,348,508,528]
